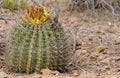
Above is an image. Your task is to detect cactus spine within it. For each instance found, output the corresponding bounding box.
[8,6,68,74]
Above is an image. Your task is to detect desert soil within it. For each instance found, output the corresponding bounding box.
[0,0,120,78]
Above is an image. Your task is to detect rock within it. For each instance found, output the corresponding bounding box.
[82,50,88,55]
[106,70,111,75]
[40,69,52,75]
[16,76,22,78]
[101,58,110,64]
[76,50,88,55]
[32,75,41,78]
[0,71,8,78]
[108,22,112,26]
[51,71,60,75]
[72,70,79,77]
[40,68,60,76]
[75,50,81,54]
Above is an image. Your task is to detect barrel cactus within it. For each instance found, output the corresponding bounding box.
[7,6,68,74]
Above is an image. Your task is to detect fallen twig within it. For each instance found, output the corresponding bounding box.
[101,0,120,17]
[0,15,15,23]
[0,17,8,23]
[69,28,76,53]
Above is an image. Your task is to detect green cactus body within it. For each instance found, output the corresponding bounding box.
[3,0,9,8]
[20,0,28,9]
[8,19,68,74]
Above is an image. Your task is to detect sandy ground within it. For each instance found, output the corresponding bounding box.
[0,0,120,78]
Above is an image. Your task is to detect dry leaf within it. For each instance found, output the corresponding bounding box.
[89,56,97,61]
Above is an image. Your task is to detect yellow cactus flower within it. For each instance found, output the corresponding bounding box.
[26,6,49,25]
[43,7,48,16]
[36,19,41,25]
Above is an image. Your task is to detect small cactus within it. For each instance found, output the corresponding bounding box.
[7,6,68,74]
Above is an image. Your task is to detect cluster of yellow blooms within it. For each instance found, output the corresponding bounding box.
[26,6,49,25]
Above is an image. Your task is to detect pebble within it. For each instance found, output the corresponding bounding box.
[0,71,8,78]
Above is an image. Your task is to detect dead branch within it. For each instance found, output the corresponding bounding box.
[70,0,120,16]
[0,17,8,23]
[69,28,76,53]
[31,0,44,7]
[101,0,120,17]
[0,1,2,8]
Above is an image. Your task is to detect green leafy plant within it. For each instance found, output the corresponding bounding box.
[7,6,68,74]
[9,1,18,10]
[3,0,9,8]
[3,0,28,10]
[20,0,28,9]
